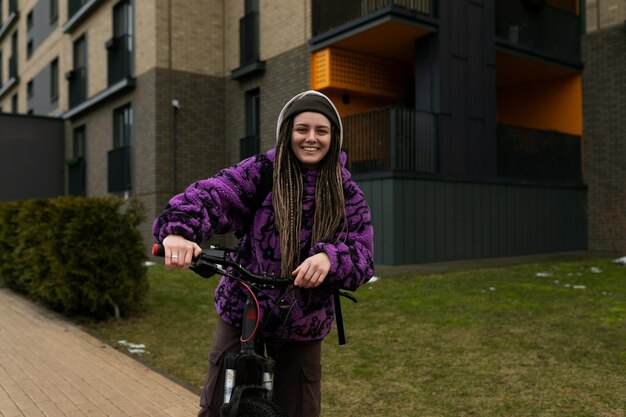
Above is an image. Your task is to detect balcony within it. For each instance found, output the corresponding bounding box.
[66,67,87,109]
[67,157,86,196]
[107,146,131,193]
[240,135,259,160]
[0,55,18,99]
[106,34,132,86]
[0,0,19,42]
[343,107,438,175]
[64,0,105,33]
[231,11,265,79]
[495,0,581,65]
[497,124,582,184]
[312,0,436,39]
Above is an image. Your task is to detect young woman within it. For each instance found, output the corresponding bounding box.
[153,90,374,417]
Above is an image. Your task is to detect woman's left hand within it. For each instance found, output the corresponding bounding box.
[292,253,331,288]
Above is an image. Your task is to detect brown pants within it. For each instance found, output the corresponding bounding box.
[198,319,322,417]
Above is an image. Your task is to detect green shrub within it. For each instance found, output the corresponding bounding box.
[0,196,148,319]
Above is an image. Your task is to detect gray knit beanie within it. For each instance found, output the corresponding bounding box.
[275,90,343,147]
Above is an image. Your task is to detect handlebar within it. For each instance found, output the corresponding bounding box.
[152,243,293,288]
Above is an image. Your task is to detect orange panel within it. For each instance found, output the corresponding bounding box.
[311,48,405,99]
[497,74,582,136]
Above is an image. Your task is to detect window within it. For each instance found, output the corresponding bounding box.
[73,125,86,158]
[69,125,87,196]
[10,32,17,77]
[109,104,133,193]
[0,0,3,23]
[27,40,33,59]
[27,11,34,30]
[50,0,58,23]
[50,58,58,101]
[240,0,260,66]
[240,88,260,159]
[27,80,33,98]
[245,88,260,138]
[69,35,87,107]
[0,50,3,85]
[113,104,133,148]
[11,93,17,113]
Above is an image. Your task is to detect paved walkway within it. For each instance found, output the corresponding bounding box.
[0,288,200,417]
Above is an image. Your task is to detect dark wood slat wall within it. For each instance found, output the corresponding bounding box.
[433,0,497,180]
[359,177,587,265]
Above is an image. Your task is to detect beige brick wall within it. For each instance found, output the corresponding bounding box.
[260,0,310,61]
[153,0,224,76]
[135,0,158,76]
[586,0,626,32]
[16,0,69,115]
[224,0,310,73]
[69,0,117,99]
[224,0,244,72]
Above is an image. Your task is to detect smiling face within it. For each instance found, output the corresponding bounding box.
[290,112,332,169]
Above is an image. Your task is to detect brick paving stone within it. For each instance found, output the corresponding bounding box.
[0,289,199,417]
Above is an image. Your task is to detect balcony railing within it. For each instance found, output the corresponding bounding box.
[497,124,582,183]
[67,157,86,196]
[67,67,87,108]
[107,146,131,193]
[240,135,259,160]
[239,11,260,67]
[312,0,436,37]
[495,1,581,63]
[343,107,438,175]
[68,0,88,19]
[106,34,132,86]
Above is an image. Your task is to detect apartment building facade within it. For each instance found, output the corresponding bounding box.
[0,0,588,265]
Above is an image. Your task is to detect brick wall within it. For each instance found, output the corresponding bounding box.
[582,24,626,253]
[586,0,626,32]
[224,45,310,166]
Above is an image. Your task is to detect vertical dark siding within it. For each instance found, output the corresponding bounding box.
[0,114,64,201]
[357,176,587,265]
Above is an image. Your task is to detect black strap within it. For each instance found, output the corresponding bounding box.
[333,290,346,345]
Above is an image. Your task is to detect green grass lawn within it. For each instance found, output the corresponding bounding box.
[82,257,626,417]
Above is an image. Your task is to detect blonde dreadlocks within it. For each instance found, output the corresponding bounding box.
[272,119,346,277]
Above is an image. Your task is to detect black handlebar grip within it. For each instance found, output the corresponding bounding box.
[152,243,165,257]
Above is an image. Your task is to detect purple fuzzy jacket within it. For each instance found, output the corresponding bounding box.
[153,149,374,342]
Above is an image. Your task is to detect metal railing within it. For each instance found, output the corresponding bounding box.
[68,157,86,196]
[107,34,132,86]
[497,124,582,183]
[343,107,438,174]
[312,0,436,37]
[68,0,87,19]
[495,1,581,63]
[239,11,260,66]
[67,67,86,108]
[240,135,259,160]
[107,146,131,193]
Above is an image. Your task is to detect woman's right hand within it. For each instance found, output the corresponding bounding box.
[162,235,202,270]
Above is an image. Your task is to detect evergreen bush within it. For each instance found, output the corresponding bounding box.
[0,196,148,318]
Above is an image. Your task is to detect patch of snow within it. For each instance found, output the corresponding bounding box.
[536,271,553,277]
[590,267,602,274]
[489,287,496,291]
[118,340,147,354]
[613,256,626,265]
[368,276,380,283]
[572,285,586,290]
[144,261,157,266]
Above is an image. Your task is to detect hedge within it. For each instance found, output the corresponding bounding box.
[0,196,148,319]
